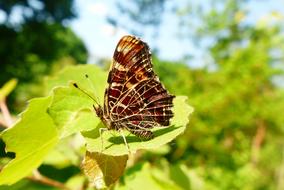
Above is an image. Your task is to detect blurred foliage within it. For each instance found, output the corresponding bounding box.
[0,0,87,111]
[110,0,284,189]
[1,0,284,189]
[0,79,17,102]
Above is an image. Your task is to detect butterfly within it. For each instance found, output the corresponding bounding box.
[75,35,175,141]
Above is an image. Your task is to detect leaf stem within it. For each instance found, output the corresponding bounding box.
[0,118,8,128]
[251,120,266,164]
[0,99,13,127]
[27,170,71,190]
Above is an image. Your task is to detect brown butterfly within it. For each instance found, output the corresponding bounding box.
[75,35,175,141]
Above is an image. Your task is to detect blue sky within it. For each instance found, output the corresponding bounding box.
[70,0,284,64]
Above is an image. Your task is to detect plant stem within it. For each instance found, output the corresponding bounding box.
[251,120,266,164]
[0,118,8,128]
[27,170,71,190]
[0,99,13,127]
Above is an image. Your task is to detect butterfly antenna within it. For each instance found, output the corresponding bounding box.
[72,83,100,106]
[85,74,101,105]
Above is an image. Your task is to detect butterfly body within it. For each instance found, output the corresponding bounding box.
[95,35,175,140]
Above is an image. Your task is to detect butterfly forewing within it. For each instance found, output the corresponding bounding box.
[104,35,175,139]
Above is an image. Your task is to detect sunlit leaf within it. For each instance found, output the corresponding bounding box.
[47,64,107,138]
[0,97,59,185]
[83,96,193,156]
[82,151,128,189]
[47,65,194,155]
[48,85,100,138]
[65,175,86,190]
[116,162,181,190]
[43,136,81,168]
[45,64,106,100]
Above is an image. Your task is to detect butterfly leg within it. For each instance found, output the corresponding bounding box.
[99,127,108,152]
[119,129,131,154]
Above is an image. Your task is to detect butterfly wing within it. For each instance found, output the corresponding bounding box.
[104,35,175,139]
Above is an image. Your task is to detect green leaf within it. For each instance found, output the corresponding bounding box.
[116,162,182,190]
[43,136,82,168]
[82,151,128,189]
[47,65,193,155]
[117,159,201,190]
[65,175,86,190]
[0,79,18,101]
[46,64,107,138]
[45,64,107,101]
[0,97,59,185]
[83,96,193,155]
[48,85,100,138]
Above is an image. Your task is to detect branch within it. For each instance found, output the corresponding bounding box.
[0,118,8,128]
[0,99,13,127]
[251,120,266,164]
[27,170,71,190]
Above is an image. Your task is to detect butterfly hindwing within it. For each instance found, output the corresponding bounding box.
[104,35,175,139]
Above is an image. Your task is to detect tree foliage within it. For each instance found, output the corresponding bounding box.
[0,0,87,110]
[109,0,284,189]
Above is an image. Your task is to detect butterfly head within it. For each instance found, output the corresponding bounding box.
[93,104,103,118]
[93,104,112,129]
